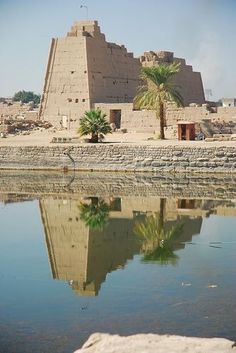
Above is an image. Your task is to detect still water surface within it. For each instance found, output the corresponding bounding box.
[0,195,236,353]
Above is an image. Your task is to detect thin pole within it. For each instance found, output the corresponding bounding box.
[80,4,88,19]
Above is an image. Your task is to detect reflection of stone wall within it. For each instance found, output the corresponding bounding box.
[85,218,140,295]
[0,171,236,201]
[40,198,90,293]
[164,215,202,249]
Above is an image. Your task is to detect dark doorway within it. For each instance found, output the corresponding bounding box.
[109,110,121,129]
[177,122,195,141]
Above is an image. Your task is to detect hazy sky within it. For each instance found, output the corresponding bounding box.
[0,0,236,100]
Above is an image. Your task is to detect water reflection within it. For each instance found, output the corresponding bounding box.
[134,214,183,265]
[79,197,110,230]
[38,195,226,296]
[40,196,140,296]
[1,187,236,352]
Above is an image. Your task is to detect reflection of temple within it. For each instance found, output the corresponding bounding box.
[0,194,33,204]
[40,195,236,296]
[40,197,140,296]
[40,195,219,297]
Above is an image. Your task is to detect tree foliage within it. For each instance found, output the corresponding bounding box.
[134,63,183,139]
[13,90,41,106]
[79,197,110,230]
[78,109,112,143]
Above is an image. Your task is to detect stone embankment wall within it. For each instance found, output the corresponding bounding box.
[0,144,235,174]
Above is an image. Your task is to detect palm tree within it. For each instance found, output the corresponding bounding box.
[78,197,110,230]
[134,213,183,265]
[134,63,184,139]
[78,109,112,143]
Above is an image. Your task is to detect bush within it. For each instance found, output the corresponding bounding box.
[78,109,112,143]
[13,90,41,106]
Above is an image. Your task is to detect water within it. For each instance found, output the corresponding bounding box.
[0,179,236,353]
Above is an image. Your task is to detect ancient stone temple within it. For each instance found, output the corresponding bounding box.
[39,20,141,128]
[39,20,205,129]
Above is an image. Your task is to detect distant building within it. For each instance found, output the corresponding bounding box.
[221,98,236,107]
[39,20,205,129]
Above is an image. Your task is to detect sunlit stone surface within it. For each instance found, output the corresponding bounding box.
[74,333,236,353]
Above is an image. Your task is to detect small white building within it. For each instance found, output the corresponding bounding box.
[221,98,236,107]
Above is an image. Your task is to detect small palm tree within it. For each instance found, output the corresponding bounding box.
[79,197,110,230]
[134,63,184,139]
[78,109,112,143]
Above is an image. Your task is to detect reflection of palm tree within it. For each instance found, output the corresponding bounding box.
[134,213,183,265]
[79,197,110,230]
[142,245,179,265]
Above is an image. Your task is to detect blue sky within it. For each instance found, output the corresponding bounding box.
[0,0,236,100]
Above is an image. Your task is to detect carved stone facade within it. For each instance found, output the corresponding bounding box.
[40,20,205,129]
[140,51,205,106]
[39,21,140,128]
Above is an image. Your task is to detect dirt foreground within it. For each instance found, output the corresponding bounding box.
[0,129,236,147]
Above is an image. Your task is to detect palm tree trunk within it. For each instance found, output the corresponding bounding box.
[91,133,98,143]
[159,102,165,139]
[159,198,165,229]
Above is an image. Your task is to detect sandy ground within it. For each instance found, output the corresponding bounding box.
[0,129,236,147]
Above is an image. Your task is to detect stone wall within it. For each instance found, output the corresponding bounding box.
[94,102,158,132]
[166,105,211,125]
[0,144,235,174]
[0,101,38,120]
[86,25,140,105]
[39,35,90,128]
[214,106,236,120]
[93,103,236,134]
